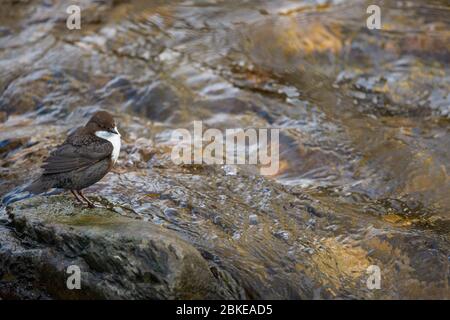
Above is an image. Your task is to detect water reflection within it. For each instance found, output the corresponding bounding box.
[0,0,449,298]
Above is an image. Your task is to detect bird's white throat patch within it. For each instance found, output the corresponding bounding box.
[95,127,121,163]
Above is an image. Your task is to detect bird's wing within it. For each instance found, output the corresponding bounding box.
[41,134,113,175]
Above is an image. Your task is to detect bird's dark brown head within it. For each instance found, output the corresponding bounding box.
[85,111,118,135]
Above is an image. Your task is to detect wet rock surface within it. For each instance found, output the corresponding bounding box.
[0,196,234,299]
[0,0,449,299]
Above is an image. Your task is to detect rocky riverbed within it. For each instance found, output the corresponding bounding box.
[0,0,449,299]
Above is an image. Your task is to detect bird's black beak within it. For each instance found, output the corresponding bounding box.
[108,127,119,135]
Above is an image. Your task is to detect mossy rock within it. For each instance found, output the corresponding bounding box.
[0,196,234,299]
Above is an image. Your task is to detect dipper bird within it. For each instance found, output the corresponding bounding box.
[25,111,121,207]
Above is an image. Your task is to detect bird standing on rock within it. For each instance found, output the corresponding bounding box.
[25,111,121,207]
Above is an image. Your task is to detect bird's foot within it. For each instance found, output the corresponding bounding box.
[71,190,98,209]
[86,202,97,208]
[71,190,84,204]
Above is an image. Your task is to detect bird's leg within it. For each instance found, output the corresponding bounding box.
[77,190,96,208]
[71,190,85,204]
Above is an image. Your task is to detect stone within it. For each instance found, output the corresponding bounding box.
[0,196,235,299]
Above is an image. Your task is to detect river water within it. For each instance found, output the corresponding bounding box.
[0,0,449,299]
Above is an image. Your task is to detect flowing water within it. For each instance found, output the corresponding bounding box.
[0,0,449,298]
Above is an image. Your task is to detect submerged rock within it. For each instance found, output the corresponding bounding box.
[0,196,236,299]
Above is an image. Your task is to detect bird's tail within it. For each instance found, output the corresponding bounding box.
[2,177,58,206]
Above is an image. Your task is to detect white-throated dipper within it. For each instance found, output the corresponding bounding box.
[25,111,121,207]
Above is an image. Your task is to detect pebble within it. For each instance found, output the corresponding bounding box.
[164,208,179,218]
[274,230,289,240]
[249,214,258,225]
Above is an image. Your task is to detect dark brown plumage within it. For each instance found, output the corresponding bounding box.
[26,111,120,207]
